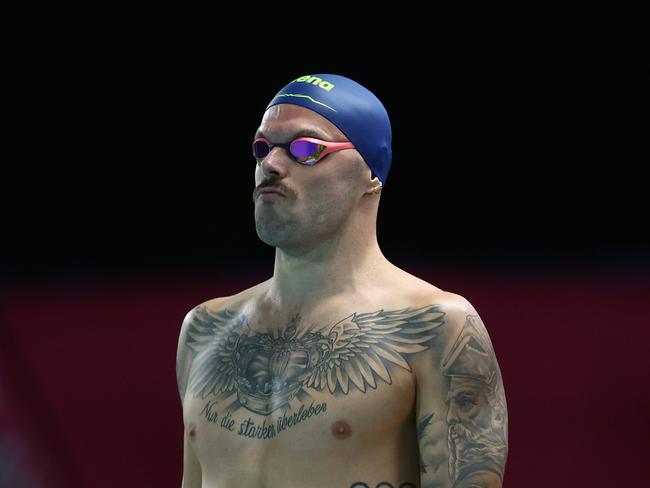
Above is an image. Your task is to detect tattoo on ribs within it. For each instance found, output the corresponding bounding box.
[416,412,435,473]
[350,483,416,488]
[184,304,445,420]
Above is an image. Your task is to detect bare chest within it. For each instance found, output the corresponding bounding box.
[183,367,415,450]
[181,301,445,480]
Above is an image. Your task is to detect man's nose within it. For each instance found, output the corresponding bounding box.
[260,146,291,179]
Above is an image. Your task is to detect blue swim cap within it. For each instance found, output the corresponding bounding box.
[266,74,392,186]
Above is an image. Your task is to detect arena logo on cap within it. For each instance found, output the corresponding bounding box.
[293,75,334,91]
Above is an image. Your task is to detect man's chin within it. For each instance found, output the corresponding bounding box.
[255,217,287,243]
[255,227,292,249]
[255,232,282,248]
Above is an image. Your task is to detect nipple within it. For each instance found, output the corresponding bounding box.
[331,419,352,440]
[188,422,197,442]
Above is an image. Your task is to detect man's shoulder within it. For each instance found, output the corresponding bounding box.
[403,279,499,372]
[398,278,485,348]
[186,279,271,317]
[176,279,273,398]
[397,273,476,318]
[179,279,271,338]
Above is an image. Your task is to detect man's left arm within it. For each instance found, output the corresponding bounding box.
[415,301,509,488]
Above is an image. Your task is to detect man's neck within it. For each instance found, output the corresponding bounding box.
[266,233,391,311]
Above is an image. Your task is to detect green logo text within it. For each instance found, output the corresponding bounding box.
[293,75,334,91]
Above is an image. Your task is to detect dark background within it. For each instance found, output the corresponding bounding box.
[12,2,648,278]
[3,2,649,487]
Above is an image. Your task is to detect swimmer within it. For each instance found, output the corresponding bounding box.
[176,74,508,488]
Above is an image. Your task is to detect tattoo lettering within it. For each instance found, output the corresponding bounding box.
[200,398,328,440]
[201,400,235,430]
[185,304,445,418]
[442,315,508,487]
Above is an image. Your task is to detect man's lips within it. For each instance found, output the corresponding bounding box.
[258,188,286,197]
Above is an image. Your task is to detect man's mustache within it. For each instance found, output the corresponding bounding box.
[254,180,293,199]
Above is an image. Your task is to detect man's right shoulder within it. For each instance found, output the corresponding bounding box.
[180,278,270,331]
[176,279,269,398]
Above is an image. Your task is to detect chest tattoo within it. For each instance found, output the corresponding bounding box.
[185,304,445,420]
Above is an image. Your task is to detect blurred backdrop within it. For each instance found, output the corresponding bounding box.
[4,2,648,487]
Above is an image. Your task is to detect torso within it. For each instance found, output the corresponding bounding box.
[182,274,454,488]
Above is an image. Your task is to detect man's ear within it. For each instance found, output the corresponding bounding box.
[368,176,383,194]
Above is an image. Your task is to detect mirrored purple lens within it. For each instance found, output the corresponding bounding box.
[290,140,323,161]
[252,140,270,159]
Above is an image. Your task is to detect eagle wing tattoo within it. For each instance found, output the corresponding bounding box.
[185,306,249,399]
[306,305,445,394]
[184,304,446,405]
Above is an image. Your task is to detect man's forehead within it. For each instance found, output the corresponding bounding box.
[256,104,345,140]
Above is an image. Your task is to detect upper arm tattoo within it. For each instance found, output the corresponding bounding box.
[419,315,508,488]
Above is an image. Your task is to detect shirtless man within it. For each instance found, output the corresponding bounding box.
[176,74,508,488]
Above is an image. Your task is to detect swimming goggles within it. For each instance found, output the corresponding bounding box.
[252,137,355,166]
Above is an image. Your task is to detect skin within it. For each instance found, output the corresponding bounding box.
[176,104,508,487]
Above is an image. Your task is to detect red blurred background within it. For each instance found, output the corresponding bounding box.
[2,267,648,487]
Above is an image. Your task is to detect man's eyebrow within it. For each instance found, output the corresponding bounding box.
[254,129,330,141]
